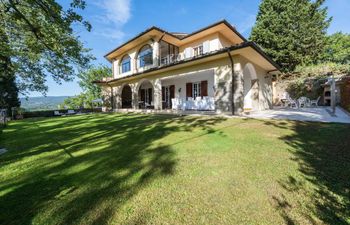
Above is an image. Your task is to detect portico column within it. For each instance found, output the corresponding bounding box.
[115,86,122,110]
[153,41,160,67]
[131,52,138,73]
[152,78,162,110]
[131,83,139,109]
[233,62,244,114]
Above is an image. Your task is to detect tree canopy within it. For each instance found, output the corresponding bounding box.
[78,65,112,100]
[322,32,350,64]
[250,0,331,71]
[59,65,111,109]
[0,0,93,96]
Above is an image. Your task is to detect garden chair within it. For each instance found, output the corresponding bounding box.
[298,97,310,108]
[287,97,298,108]
[171,98,177,110]
[310,96,321,107]
[54,111,62,116]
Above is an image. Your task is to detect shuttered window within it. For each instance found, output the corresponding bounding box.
[186,81,208,99]
[193,45,203,57]
[201,80,208,97]
[186,83,192,99]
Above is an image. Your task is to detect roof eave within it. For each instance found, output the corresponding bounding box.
[104,20,249,61]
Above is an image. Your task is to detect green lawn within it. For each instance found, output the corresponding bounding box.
[0,113,349,225]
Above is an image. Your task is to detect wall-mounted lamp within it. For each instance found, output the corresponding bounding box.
[178,88,181,93]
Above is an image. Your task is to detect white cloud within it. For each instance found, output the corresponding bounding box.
[91,0,131,41]
[101,0,131,25]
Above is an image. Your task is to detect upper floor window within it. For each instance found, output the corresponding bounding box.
[120,55,131,73]
[193,45,203,57]
[138,45,153,68]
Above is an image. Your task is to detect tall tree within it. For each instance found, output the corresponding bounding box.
[59,66,111,109]
[250,0,331,71]
[0,73,20,112]
[0,0,93,98]
[0,24,20,111]
[323,32,350,64]
[78,65,112,99]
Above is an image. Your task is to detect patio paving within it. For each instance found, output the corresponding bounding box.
[246,106,350,124]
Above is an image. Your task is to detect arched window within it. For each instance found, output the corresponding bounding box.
[120,55,131,73]
[138,45,153,68]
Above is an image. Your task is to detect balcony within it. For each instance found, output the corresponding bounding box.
[160,54,182,66]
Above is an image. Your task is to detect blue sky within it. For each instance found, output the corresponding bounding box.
[29,0,350,97]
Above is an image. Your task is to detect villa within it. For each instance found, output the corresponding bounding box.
[95,20,280,115]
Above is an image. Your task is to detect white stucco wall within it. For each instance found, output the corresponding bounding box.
[218,33,234,48]
[108,53,273,114]
[240,56,272,111]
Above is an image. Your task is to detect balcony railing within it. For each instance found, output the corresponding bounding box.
[160,54,182,66]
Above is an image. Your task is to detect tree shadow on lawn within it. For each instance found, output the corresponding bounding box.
[267,120,350,225]
[0,113,227,225]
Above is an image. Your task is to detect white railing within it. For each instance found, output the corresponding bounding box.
[160,54,182,66]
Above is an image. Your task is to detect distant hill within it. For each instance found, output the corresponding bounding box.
[20,96,70,111]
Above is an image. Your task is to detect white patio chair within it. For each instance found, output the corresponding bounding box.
[201,97,209,110]
[171,98,177,110]
[287,97,298,108]
[310,96,321,107]
[195,97,202,110]
[298,97,307,108]
[181,98,187,111]
[300,97,311,107]
[54,111,61,116]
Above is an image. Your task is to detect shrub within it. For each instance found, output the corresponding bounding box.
[286,77,326,99]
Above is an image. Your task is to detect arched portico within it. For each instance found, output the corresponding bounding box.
[243,63,259,111]
[120,84,133,109]
[136,79,155,109]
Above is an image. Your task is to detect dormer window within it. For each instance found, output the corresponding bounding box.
[138,44,153,68]
[193,45,203,57]
[120,55,131,73]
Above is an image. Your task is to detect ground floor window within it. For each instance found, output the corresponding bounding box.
[186,81,207,100]
[193,82,201,99]
[145,88,152,105]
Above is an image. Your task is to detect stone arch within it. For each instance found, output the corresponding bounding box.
[243,63,259,111]
[120,84,132,109]
[135,79,155,109]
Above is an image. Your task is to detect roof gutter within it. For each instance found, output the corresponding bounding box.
[227,50,235,115]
